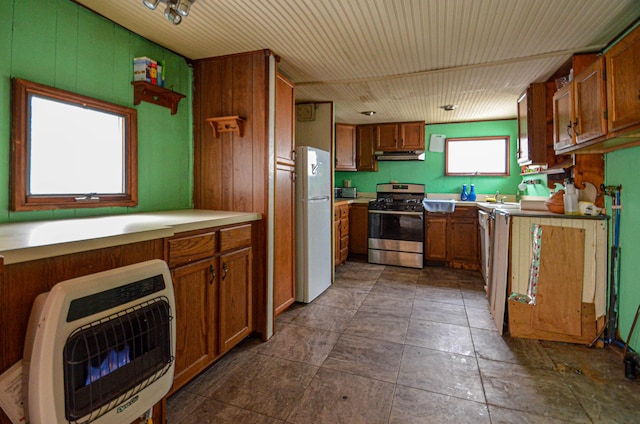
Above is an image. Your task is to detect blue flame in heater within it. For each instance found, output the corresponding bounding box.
[85,344,130,386]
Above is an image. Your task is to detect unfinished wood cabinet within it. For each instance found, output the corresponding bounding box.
[335,123,357,171]
[375,123,399,151]
[507,217,607,344]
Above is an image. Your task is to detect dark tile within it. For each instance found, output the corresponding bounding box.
[290,303,357,332]
[411,299,469,326]
[322,333,404,383]
[414,284,464,305]
[390,385,490,423]
[398,345,485,403]
[287,367,395,424]
[488,405,573,423]
[367,281,417,301]
[359,292,413,318]
[461,288,490,309]
[179,397,284,423]
[471,328,555,367]
[344,310,410,344]
[406,319,474,356]
[207,354,318,420]
[419,266,460,282]
[465,305,497,331]
[312,286,370,309]
[333,276,378,289]
[477,357,591,422]
[165,389,208,423]
[275,302,305,324]
[257,322,340,366]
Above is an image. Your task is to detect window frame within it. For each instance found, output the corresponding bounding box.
[10,78,138,211]
[444,136,510,176]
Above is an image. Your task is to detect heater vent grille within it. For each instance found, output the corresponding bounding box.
[63,297,174,423]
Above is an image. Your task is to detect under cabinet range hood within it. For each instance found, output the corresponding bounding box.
[375,150,425,161]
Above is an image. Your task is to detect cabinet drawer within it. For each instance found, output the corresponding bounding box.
[340,236,349,250]
[341,219,349,233]
[340,206,349,219]
[220,224,252,252]
[452,207,477,219]
[168,232,217,268]
[334,208,340,221]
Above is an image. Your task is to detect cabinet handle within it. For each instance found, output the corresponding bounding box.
[573,118,579,136]
[209,264,216,284]
[222,262,228,281]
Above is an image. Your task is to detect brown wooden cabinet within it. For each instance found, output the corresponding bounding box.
[375,123,399,151]
[425,207,479,269]
[356,125,378,171]
[399,121,426,150]
[168,223,253,394]
[335,203,350,266]
[348,203,369,256]
[335,123,357,171]
[218,245,252,353]
[553,83,575,151]
[574,57,607,144]
[374,122,425,152]
[424,215,448,261]
[171,257,217,391]
[273,73,296,316]
[517,83,548,165]
[606,24,640,134]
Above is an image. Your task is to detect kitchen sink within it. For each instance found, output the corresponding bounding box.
[477,201,521,211]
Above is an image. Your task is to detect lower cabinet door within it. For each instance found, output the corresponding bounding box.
[219,247,253,354]
[171,258,217,392]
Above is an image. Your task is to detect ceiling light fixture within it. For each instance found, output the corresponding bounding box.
[361,111,376,116]
[441,105,458,111]
[143,0,195,25]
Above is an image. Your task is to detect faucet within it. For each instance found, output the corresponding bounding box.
[495,191,505,204]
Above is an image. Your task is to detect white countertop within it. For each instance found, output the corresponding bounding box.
[0,209,262,265]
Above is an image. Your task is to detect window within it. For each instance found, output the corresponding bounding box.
[11,78,138,211]
[445,136,510,176]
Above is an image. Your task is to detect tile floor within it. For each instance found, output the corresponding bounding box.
[167,260,639,423]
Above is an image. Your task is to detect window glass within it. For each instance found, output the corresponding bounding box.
[11,78,137,211]
[445,136,510,176]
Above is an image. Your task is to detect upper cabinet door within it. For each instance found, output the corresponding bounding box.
[335,124,357,171]
[399,122,425,150]
[606,25,640,133]
[553,83,575,151]
[517,83,548,165]
[375,123,399,151]
[356,125,378,171]
[574,57,607,144]
[275,73,295,166]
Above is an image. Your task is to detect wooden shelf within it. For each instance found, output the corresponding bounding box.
[206,116,246,138]
[131,81,185,115]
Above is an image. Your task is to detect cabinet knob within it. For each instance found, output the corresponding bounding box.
[222,262,228,280]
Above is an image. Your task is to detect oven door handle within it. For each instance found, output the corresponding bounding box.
[368,210,423,216]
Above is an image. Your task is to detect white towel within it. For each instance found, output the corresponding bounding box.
[422,199,456,213]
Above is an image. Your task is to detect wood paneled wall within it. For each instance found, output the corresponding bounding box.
[193,50,274,339]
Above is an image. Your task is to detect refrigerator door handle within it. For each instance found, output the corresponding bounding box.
[304,195,331,202]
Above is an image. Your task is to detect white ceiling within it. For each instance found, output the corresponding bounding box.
[75,0,640,125]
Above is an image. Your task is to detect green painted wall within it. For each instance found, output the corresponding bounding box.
[336,120,528,196]
[0,0,193,223]
[605,147,640,352]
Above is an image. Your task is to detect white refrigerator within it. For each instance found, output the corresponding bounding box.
[295,146,332,303]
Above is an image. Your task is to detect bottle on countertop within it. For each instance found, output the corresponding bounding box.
[468,184,476,201]
[461,184,468,201]
[564,178,579,215]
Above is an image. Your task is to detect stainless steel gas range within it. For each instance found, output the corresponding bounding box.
[368,183,425,268]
